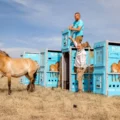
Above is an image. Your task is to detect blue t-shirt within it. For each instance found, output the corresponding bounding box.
[73,19,84,37]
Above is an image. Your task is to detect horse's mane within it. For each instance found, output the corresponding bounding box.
[0,50,10,57]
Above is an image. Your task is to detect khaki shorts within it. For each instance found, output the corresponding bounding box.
[74,67,86,81]
[75,36,83,44]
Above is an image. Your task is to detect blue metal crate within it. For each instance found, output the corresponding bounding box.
[93,40,120,96]
[61,29,76,52]
[83,74,93,92]
[21,52,40,85]
[71,74,78,92]
[62,47,94,92]
[39,49,62,88]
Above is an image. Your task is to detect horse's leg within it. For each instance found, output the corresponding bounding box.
[7,74,11,95]
[32,77,35,91]
[28,71,35,92]
[31,71,37,91]
[27,84,30,91]
[25,74,31,91]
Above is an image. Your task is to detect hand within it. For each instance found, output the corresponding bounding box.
[69,36,72,40]
[69,25,73,30]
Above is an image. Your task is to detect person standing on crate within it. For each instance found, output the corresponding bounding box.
[69,12,90,48]
[69,36,87,92]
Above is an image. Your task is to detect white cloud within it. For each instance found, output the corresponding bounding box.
[1,47,39,58]
[97,0,120,18]
[11,0,29,6]
[0,42,4,47]
[3,0,120,49]
[97,0,120,9]
[15,36,62,49]
[1,36,62,58]
[10,0,72,28]
[34,36,61,44]
[15,39,31,45]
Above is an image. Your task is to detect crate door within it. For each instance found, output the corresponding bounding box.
[93,74,105,94]
[39,52,46,86]
[47,51,62,72]
[108,74,120,96]
[108,45,120,73]
[94,47,105,67]
[62,30,74,52]
[23,53,40,64]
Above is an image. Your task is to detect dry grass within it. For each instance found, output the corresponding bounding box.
[0,77,120,120]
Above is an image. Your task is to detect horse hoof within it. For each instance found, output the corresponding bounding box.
[8,90,11,95]
[27,84,30,91]
[30,88,34,92]
[27,87,29,91]
[30,84,35,92]
[27,87,33,92]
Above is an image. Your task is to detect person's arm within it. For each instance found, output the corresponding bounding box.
[69,36,75,43]
[69,25,73,30]
[69,36,77,48]
[70,20,83,31]
[69,26,81,31]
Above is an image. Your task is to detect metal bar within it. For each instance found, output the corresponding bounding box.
[62,54,64,89]
[107,40,120,44]
[47,71,59,73]
[44,49,47,87]
[48,50,61,52]
[69,47,71,91]
[108,73,120,75]
[24,52,40,54]
[106,40,108,95]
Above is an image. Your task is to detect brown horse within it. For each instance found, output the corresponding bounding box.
[50,62,60,71]
[111,61,120,73]
[0,50,40,95]
[111,61,120,80]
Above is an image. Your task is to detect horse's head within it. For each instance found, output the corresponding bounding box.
[0,50,10,57]
[118,60,120,68]
[55,62,60,68]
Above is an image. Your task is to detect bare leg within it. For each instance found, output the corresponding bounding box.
[78,76,83,91]
[77,68,86,92]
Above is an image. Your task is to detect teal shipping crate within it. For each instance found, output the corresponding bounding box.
[93,40,120,96]
[21,52,40,85]
[62,29,76,52]
[62,47,94,92]
[39,49,62,88]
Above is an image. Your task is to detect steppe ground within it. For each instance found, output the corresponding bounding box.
[0,77,120,120]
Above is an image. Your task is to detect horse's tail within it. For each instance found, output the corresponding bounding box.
[33,61,40,80]
[35,61,40,70]
[34,71,37,80]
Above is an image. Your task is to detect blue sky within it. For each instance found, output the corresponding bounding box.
[0,0,120,57]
